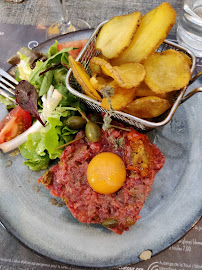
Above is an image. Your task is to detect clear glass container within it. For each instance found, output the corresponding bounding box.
[177,0,202,57]
[46,0,90,39]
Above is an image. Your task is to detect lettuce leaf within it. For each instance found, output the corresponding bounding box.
[0,95,14,106]
[19,111,78,170]
[29,48,72,86]
[54,83,78,106]
[47,40,59,58]
[19,142,50,171]
[39,70,54,96]
[25,132,47,156]
[15,67,21,82]
[17,53,32,81]
[16,41,87,171]
[19,131,49,171]
[43,117,64,159]
[53,67,67,84]
[29,61,45,91]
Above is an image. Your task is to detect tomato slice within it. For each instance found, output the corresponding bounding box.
[0,106,32,144]
[126,130,153,177]
[57,39,88,59]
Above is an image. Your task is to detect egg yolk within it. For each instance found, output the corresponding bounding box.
[87,152,126,194]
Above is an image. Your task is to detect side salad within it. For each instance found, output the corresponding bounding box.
[0,39,88,170]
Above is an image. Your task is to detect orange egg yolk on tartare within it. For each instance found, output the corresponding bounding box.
[87,152,126,194]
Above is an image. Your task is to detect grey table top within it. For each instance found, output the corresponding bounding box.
[0,0,181,30]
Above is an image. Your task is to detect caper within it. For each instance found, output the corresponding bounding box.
[66,116,87,130]
[102,218,119,228]
[85,121,101,142]
[90,113,103,123]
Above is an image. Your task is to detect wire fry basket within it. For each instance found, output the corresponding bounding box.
[66,21,197,131]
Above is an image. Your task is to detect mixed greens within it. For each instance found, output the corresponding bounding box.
[0,40,86,170]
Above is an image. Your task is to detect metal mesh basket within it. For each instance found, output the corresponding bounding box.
[66,21,196,130]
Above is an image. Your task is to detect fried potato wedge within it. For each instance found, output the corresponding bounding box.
[69,56,102,101]
[89,60,102,76]
[179,52,192,68]
[144,49,191,93]
[89,54,109,76]
[123,96,171,118]
[111,3,177,65]
[101,86,136,111]
[113,63,146,88]
[90,75,112,91]
[136,82,168,99]
[90,57,145,89]
[101,64,114,78]
[95,11,142,59]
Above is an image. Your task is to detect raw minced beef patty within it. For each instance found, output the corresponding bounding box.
[38,127,165,234]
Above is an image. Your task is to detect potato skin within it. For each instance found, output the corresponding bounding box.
[95,11,142,59]
[90,57,145,89]
[123,96,171,118]
[111,2,177,65]
[101,86,136,111]
[69,56,102,101]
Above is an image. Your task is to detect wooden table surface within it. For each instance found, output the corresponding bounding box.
[0,0,181,31]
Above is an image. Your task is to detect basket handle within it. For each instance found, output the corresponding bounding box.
[180,71,202,104]
[189,70,202,85]
[181,87,202,104]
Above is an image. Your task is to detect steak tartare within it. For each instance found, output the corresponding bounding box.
[38,124,165,234]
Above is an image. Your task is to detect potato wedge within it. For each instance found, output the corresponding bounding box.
[123,96,171,118]
[179,52,192,68]
[69,56,102,101]
[90,57,145,89]
[111,3,177,65]
[89,60,102,76]
[136,82,168,99]
[101,86,136,111]
[89,54,109,76]
[90,75,112,91]
[101,64,114,78]
[113,63,146,88]
[144,50,191,93]
[95,11,142,59]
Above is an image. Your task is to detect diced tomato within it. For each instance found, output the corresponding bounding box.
[57,39,88,59]
[127,129,148,143]
[126,130,153,177]
[0,105,32,144]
